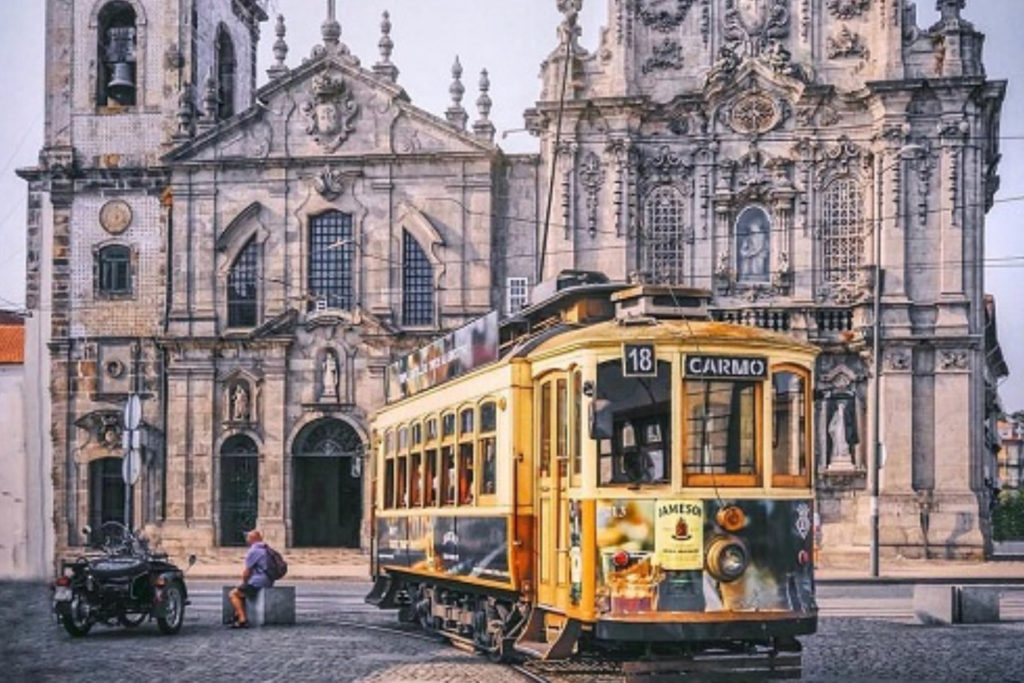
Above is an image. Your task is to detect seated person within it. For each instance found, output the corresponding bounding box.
[227,529,274,628]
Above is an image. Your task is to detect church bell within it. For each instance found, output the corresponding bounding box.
[107,61,135,96]
[105,25,136,102]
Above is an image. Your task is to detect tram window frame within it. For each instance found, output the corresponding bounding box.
[412,422,423,447]
[571,370,583,486]
[383,429,396,509]
[410,451,423,506]
[556,378,569,479]
[396,450,409,508]
[424,448,438,507]
[479,400,498,498]
[426,417,438,441]
[442,412,456,439]
[771,364,812,488]
[594,358,673,487]
[458,406,475,505]
[441,445,455,506]
[683,379,762,487]
[539,382,552,478]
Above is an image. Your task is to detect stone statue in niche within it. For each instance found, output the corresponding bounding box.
[322,350,339,400]
[826,396,858,469]
[231,383,250,422]
[735,206,771,282]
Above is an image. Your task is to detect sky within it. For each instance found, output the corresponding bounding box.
[0,0,1021,408]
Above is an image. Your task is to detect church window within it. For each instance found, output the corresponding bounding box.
[822,178,864,285]
[308,211,354,312]
[216,25,236,120]
[402,230,434,326]
[506,277,529,316]
[227,238,258,328]
[97,2,138,107]
[97,245,132,296]
[641,186,686,283]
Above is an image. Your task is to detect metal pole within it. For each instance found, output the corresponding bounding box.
[870,153,883,578]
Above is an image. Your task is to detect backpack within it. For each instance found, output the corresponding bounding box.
[263,544,288,581]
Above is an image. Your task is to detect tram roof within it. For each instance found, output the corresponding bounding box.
[524,317,819,358]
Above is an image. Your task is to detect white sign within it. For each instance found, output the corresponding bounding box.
[124,394,142,431]
[122,449,141,486]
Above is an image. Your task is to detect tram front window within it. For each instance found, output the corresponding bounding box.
[685,380,758,481]
[594,359,671,486]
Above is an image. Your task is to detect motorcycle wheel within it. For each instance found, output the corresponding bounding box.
[118,611,147,628]
[58,593,92,637]
[156,582,185,635]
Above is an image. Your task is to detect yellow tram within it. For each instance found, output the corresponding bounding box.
[367,275,818,667]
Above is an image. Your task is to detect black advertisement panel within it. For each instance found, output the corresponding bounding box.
[376,514,511,585]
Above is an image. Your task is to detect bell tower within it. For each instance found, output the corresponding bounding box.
[23,0,267,558]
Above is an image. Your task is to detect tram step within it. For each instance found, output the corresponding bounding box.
[514,610,581,661]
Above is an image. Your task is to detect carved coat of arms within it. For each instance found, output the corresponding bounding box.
[302,72,360,152]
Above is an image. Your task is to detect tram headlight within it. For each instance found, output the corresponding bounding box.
[706,536,749,583]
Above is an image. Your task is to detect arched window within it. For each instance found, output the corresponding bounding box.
[641,186,686,283]
[308,211,354,311]
[215,25,236,120]
[97,245,132,296]
[97,2,138,107]
[822,178,864,286]
[402,230,433,326]
[227,238,258,327]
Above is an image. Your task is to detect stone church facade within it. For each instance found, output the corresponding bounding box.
[21,0,1006,565]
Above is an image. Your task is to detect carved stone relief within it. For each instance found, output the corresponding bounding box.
[637,0,696,31]
[939,349,969,371]
[885,347,913,372]
[826,0,871,20]
[726,91,787,135]
[722,0,791,56]
[579,151,606,237]
[313,166,345,200]
[826,25,869,59]
[642,39,684,73]
[301,72,360,152]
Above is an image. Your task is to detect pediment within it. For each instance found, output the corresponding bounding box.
[704,60,808,138]
[166,54,495,164]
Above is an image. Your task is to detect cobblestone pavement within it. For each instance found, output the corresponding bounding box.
[4,580,1024,682]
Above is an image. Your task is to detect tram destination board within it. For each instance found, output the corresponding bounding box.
[622,343,657,377]
[685,354,768,379]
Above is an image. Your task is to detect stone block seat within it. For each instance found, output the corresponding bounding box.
[913,584,1001,625]
[222,585,296,626]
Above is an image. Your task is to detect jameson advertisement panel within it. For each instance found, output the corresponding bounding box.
[386,312,499,401]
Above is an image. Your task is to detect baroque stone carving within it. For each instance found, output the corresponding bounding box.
[826,0,870,19]
[722,0,791,55]
[637,0,696,32]
[818,136,871,180]
[727,92,784,135]
[939,350,969,371]
[885,347,912,371]
[827,25,869,59]
[313,166,345,200]
[642,39,684,73]
[579,151,605,237]
[302,73,360,152]
[642,145,692,185]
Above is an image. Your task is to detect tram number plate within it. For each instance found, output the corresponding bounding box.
[622,343,657,377]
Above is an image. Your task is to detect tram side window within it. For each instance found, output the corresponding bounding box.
[556,378,568,478]
[572,370,582,481]
[384,457,395,509]
[425,449,438,506]
[459,443,474,505]
[397,455,408,508]
[540,383,552,477]
[442,446,455,505]
[685,380,758,483]
[480,401,497,496]
[594,359,672,486]
[772,369,809,486]
[410,452,423,506]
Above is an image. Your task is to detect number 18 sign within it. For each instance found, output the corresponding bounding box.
[622,343,657,377]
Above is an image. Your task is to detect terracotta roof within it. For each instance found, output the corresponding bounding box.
[0,320,24,365]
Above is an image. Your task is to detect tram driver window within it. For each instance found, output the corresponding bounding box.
[594,359,671,486]
[684,380,758,484]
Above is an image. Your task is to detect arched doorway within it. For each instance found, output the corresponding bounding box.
[220,435,259,547]
[292,418,363,547]
[88,457,125,539]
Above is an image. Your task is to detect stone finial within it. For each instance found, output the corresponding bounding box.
[372,11,399,83]
[173,83,194,141]
[445,56,468,130]
[267,14,289,80]
[321,0,341,47]
[473,69,495,143]
[556,0,583,50]
[937,0,966,21]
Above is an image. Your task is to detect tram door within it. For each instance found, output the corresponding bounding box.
[536,374,570,608]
